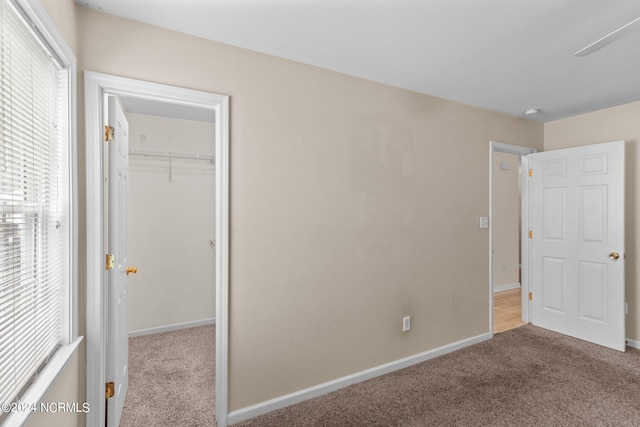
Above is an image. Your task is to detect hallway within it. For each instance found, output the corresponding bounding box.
[494,288,527,333]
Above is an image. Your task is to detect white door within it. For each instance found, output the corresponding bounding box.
[106,94,131,426]
[530,140,625,351]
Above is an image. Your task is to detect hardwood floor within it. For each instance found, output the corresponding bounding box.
[494,288,527,333]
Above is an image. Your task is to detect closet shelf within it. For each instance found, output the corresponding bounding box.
[129,148,214,163]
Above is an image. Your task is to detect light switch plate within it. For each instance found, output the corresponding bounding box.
[402,316,411,332]
[479,216,489,229]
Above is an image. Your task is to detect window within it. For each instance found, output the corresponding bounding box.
[0,0,75,416]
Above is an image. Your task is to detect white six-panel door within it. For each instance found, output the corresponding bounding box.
[106,95,130,425]
[530,140,625,351]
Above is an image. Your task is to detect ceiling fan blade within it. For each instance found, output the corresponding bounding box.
[575,15,640,56]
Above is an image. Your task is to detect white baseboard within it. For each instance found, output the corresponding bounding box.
[227,332,492,425]
[626,338,640,349]
[128,317,215,337]
[493,283,520,293]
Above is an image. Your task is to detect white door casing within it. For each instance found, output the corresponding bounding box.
[106,95,130,426]
[530,140,625,351]
[84,72,230,427]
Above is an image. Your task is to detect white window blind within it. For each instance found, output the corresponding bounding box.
[0,0,70,410]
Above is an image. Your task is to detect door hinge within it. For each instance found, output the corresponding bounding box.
[529,168,533,177]
[105,254,115,271]
[106,382,115,399]
[529,230,533,239]
[529,292,533,301]
[105,125,114,142]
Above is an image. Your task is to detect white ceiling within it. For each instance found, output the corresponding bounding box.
[77,0,640,122]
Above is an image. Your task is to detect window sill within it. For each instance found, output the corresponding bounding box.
[3,337,84,427]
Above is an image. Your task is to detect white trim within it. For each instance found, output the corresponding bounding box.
[228,332,491,425]
[84,72,230,427]
[84,72,107,426]
[489,141,537,335]
[626,338,640,350]
[2,337,83,427]
[520,154,532,324]
[493,283,521,293]
[215,91,231,427]
[129,318,216,338]
[491,141,537,156]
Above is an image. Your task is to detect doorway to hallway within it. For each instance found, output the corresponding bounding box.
[494,288,526,333]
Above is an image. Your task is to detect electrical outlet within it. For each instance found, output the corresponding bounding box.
[402,316,411,332]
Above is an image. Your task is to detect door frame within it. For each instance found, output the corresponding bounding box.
[489,141,536,335]
[84,72,230,426]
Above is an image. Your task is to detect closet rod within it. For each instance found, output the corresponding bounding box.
[128,148,214,162]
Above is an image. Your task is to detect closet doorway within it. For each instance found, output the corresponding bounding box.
[84,72,230,427]
[120,99,216,424]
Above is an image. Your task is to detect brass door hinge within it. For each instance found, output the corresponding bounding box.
[106,382,115,399]
[529,230,533,239]
[529,168,533,177]
[106,254,114,271]
[529,292,533,301]
[105,125,114,142]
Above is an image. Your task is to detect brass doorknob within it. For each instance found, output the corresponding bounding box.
[126,266,138,275]
[609,252,620,261]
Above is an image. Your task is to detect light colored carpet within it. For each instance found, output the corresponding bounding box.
[237,325,640,426]
[118,324,640,426]
[120,325,215,427]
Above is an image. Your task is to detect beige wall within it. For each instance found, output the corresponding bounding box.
[493,152,520,289]
[74,7,543,410]
[22,0,640,422]
[126,113,216,332]
[544,101,640,341]
[27,351,83,427]
[39,0,77,54]
[28,1,544,420]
